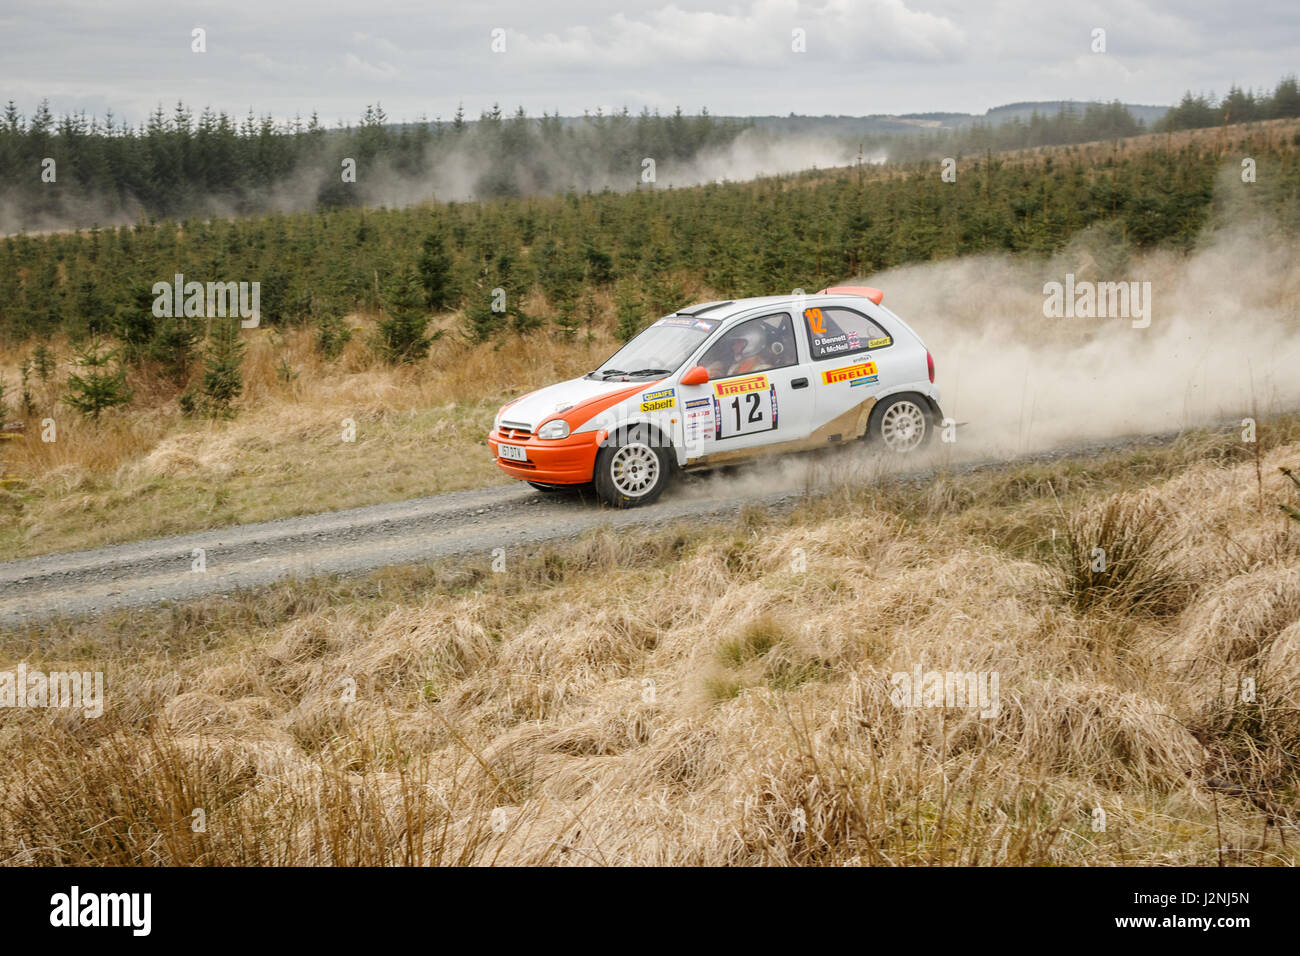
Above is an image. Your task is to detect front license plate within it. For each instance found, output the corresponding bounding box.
[498,443,528,462]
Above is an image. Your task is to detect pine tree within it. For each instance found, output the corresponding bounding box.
[19,360,34,415]
[30,343,57,383]
[63,339,132,419]
[463,304,503,343]
[614,281,645,341]
[552,297,579,340]
[376,266,432,362]
[418,231,455,309]
[149,316,201,386]
[315,311,352,360]
[200,319,245,416]
[114,288,159,362]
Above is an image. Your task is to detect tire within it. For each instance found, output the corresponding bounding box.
[867,394,934,453]
[592,426,672,508]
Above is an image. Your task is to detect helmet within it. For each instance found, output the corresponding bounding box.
[732,327,765,359]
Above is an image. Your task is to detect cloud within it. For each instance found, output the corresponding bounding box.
[1036,52,1142,87]
[2,0,1297,122]
[239,52,307,79]
[342,52,398,81]
[506,0,967,70]
[351,32,402,58]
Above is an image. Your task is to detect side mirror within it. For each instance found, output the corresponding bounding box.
[680,365,710,386]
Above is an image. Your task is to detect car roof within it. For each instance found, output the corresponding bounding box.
[676,290,930,350]
[674,292,886,326]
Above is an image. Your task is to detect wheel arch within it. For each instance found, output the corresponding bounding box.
[601,418,679,468]
[872,385,943,421]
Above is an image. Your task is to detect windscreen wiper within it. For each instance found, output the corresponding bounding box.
[624,368,671,377]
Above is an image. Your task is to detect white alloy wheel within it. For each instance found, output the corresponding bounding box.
[880,399,927,452]
[609,441,660,496]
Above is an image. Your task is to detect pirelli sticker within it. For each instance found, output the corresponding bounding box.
[713,373,769,397]
[639,387,676,413]
[821,361,878,385]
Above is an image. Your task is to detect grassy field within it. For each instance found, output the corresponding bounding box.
[3,418,1299,864]
[0,313,621,559]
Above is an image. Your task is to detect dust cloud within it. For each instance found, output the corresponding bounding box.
[356,127,870,205]
[678,217,1300,502]
[1,128,872,235]
[875,221,1300,456]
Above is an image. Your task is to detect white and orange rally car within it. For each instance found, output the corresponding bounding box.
[488,287,943,507]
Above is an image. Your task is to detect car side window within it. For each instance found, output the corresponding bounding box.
[802,306,893,361]
[700,313,799,379]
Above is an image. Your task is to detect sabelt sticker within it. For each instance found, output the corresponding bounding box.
[821,361,878,385]
[867,336,892,348]
[849,375,879,386]
[713,373,769,397]
[640,386,676,412]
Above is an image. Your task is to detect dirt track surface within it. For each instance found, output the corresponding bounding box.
[0,431,1185,627]
[0,477,810,627]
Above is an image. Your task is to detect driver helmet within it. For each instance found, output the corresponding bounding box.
[731,327,765,359]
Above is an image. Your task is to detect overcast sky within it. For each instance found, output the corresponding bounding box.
[2,0,1297,126]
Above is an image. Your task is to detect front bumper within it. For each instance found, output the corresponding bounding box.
[488,428,603,484]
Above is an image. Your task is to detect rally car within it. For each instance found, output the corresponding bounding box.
[488,287,943,507]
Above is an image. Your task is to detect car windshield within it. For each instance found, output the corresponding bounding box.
[588,315,721,379]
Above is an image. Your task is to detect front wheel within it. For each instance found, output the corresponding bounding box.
[867,394,934,453]
[592,428,672,508]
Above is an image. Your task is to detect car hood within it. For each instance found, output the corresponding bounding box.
[499,376,664,429]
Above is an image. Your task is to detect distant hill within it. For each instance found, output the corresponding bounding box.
[398,101,1169,139]
[972,100,1170,127]
[727,101,1169,136]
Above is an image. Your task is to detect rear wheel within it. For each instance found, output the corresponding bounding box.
[868,394,933,453]
[592,427,672,508]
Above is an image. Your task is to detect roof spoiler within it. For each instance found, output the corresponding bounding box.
[677,300,734,316]
[817,285,883,305]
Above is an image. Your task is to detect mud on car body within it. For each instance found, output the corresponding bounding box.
[488,286,944,507]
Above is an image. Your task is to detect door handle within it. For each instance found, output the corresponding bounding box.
[791,377,809,389]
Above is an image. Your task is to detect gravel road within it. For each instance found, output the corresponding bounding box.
[0,477,810,627]
[0,430,1191,627]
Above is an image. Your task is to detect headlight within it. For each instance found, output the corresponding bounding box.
[537,419,570,440]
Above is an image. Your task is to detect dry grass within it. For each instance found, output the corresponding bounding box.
[1045,491,1194,617]
[0,271,733,559]
[0,318,625,559]
[3,425,1299,865]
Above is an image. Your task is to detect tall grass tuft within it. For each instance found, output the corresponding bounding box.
[1046,492,1193,617]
